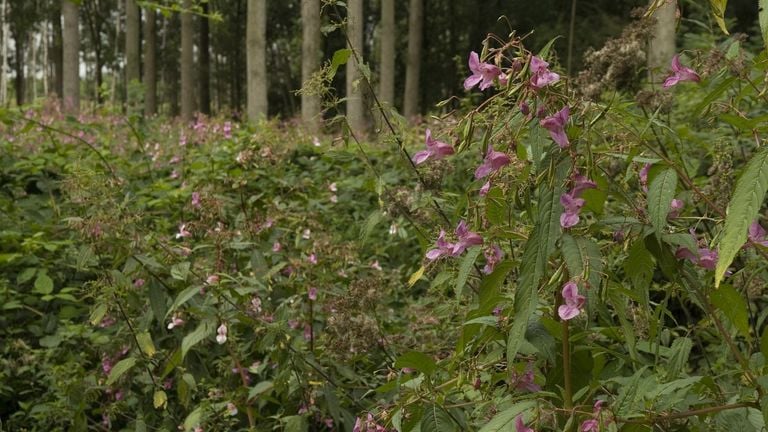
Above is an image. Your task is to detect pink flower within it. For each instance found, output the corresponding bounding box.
[216,323,228,344]
[175,223,192,239]
[529,55,560,89]
[558,281,585,321]
[571,173,597,197]
[669,198,684,218]
[272,241,282,252]
[371,260,383,271]
[226,402,238,416]
[560,193,586,228]
[167,314,184,330]
[303,324,312,341]
[133,278,145,288]
[580,419,599,432]
[464,51,503,90]
[205,275,220,285]
[308,287,318,301]
[512,362,541,392]
[663,55,700,88]
[474,145,511,179]
[451,220,483,256]
[479,180,491,196]
[748,221,768,247]
[223,121,232,139]
[483,245,503,274]
[308,253,318,264]
[412,129,455,165]
[191,191,201,208]
[540,106,570,148]
[639,163,651,192]
[515,415,534,432]
[426,229,454,260]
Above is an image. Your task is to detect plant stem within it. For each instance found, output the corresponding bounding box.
[562,319,573,411]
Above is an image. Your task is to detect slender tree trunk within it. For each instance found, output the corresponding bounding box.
[12,32,24,106]
[0,0,7,106]
[30,32,38,101]
[125,0,140,111]
[301,0,321,132]
[379,0,395,110]
[62,0,79,114]
[403,0,423,122]
[246,0,267,122]
[648,0,676,83]
[110,0,122,105]
[180,0,194,122]
[42,22,48,95]
[198,1,211,115]
[143,6,157,115]
[51,1,63,98]
[345,0,365,135]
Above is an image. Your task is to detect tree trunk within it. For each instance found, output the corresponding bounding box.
[125,0,140,111]
[51,0,63,98]
[12,32,24,106]
[180,0,194,122]
[246,0,267,122]
[143,6,157,115]
[301,0,321,132]
[0,0,7,106]
[648,0,676,83]
[110,0,122,106]
[42,21,48,96]
[379,0,395,110]
[345,0,365,135]
[403,0,422,122]
[30,32,38,101]
[199,1,211,115]
[62,0,79,114]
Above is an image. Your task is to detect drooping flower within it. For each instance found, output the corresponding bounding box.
[558,281,586,321]
[412,129,455,165]
[675,243,718,270]
[226,402,238,416]
[464,51,503,91]
[571,173,597,197]
[639,163,651,192]
[371,260,383,271]
[302,228,311,239]
[540,106,570,148]
[669,198,684,218]
[272,241,282,252]
[191,191,202,208]
[512,362,541,392]
[175,223,192,239]
[329,182,338,192]
[223,121,232,139]
[452,220,484,256]
[663,55,701,88]
[167,314,184,330]
[479,180,492,196]
[483,245,504,274]
[560,193,586,229]
[308,253,318,264]
[529,55,560,89]
[426,229,454,260]
[580,419,599,432]
[474,145,511,179]
[205,275,220,285]
[748,221,768,247]
[515,415,534,432]
[308,287,318,301]
[133,278,145,288]
[216,323,228,344]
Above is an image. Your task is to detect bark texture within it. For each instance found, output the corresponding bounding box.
[143,6,157,115]
[62,0,79,114]
[403,0,423,121]
[379,0,395,110]
[648,0,676,82]
[180,0,194,122]
[301,0,321,132]
[199,1,211,115]
[246,0,267,122]
[345,0,365,135]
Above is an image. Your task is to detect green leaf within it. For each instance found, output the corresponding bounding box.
[716,147,768,287]
[153,390,167,409]
[666,337,693,380]
[455,247,481,300]
[761,326,768,360]
[394,351,437,375]
[181,320,216,360]
[479,260,513,311]
[477,401,536,432]
[485,187,507,225]
[408,266,425,287]
[33,273,54,295]
[420,405,456,432]
[166,286,200,318]
[508,182,563,365]
[248,381,274,400]
[137,331,157,357]
[106,357,137,386]
[625,240,654,294]
[89,303,108,326]
[170,261,191,281]
[148,281,167,323]
[183,406,204,431]
[360,210,383,242]
[329,49,351,77]
[284,415,308,432]
[760,0,768,53]
[711,284,750,337]
[710,0,730,34]
[647,168,677,239]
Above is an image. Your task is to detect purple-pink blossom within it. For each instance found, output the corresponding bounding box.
[479,180,491,196]
[308,287,318,301]
[451,220,484,255]
[675,246,718,270]
[529,55,560,89]
[474,145,511,179]
[515,415,534,432]
[512,362,541,392]
[191,191,201,208]
[426,229,453,260]
[663,55,700,88]
[558,281,585,321]
[540,106,570,148]
[412,129,455,165]
[175,223,191,239]
[669,198,684,218]
[483,245,503,274]
[560,192,586,228]
[464,51,503,91]
[749,221,768,247]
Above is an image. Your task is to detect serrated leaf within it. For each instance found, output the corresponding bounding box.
[648,168,677,239]
[17,267,37,284]
[394,351,437,375]
[485,187,507,225]
[33,273,54,295]
[455,247,481,300]
[106,357,137,386]
[165,286,199,318]
[711,284,750,337]
[477,401,536,432]
[137,331,157,357]
[666,337,693,380]
[181,320,215,360]
[760,0,768,53]
[360,210,383,241]
[248,381,274,400]
[89,303,108,326]
[408,266,425,287]
[625,240,654,294]
[716,147,768,287]
[479,260,513,311]
[170,261,191,281]
[153,390,167,409]
[710,0,730,34]
[284,415,308,432]
[420,405,456,432]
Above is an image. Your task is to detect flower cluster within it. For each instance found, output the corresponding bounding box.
[560,173,597,228]
[426,220,483,260]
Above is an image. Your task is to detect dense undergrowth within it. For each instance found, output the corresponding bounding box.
[6,16,768,432]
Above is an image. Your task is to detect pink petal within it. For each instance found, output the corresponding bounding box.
[412,150,431,165]
[464,74,483,90]
[558,304,581,320]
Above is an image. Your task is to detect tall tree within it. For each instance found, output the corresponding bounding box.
[0,0,7,106]
[246,0,267,122]
[648,0,676,82]
[198,1,211,115]
[62,0,79,113]
[143,5,157,114]
[50,0,63,98]
[301,0,321,132]
[180,0,194,121]
[345,0,365,135]
[125,0,140,103]
[379,0,395,111]
[403,0,422,121]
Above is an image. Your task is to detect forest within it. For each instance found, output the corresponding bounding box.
[4,0,768,431]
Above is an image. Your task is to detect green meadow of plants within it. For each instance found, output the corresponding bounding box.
[8,6,768,432]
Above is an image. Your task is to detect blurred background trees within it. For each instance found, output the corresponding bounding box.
[0,0,763,121]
